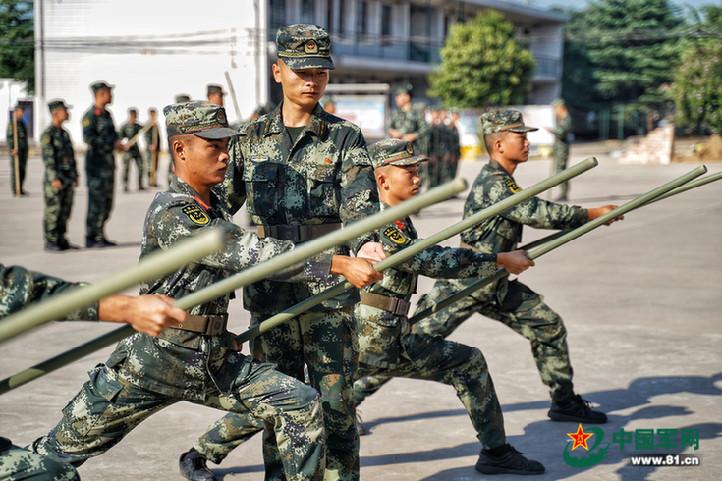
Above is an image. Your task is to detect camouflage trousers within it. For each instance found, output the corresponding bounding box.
[351,306,507,449]
[33,351,326,481]
[85,174,114,242]
[0,440,78,481]
[121,152,144,190]
[8,153,27,194]
[357,279,575,403]
[194,308,359,481]
[552,143,570,200]
[43,183,74,244]
[145,150,159,186]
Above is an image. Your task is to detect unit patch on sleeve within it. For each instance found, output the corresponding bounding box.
[383,226,409,245]
[182,205,210,225]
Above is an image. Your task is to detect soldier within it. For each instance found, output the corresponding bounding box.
[119,108,145,192]
[399,110,622,424]
[179,25,385,481]
[206,84,225,107]
[83,81,122,248]
[144,108,161,187]
[350,139,544,475]
[249,103,274,122]
[548,99,573,201]
[447,109,462,182]
[167,96,192,185]
[6,104,28,196]
[41,100,78,252]
[388,84,429,190]
[0,261,189,481]
[32,101,381,481]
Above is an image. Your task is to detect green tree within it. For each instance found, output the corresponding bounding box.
[428,11,534,108]
[672,6,722,133]
[0,0,33,89]
[562,0,683,111]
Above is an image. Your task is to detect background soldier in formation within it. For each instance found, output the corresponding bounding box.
[447,109,462,182]
[41,100,78,252]
[388,84,429,190]
[549,99,573,201]
[179,25,385,481]
[83,81,121,248]
[144,108,161,187]
[6,104,28,196]
[411,110,620,424]
[0,261,189,481]
[206,84,225,107]
[352,138,544,475]
[119,108,145,192]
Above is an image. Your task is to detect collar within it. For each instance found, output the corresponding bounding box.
[262,101,327,138]
[170,177,217,211]
[487,159,514,178]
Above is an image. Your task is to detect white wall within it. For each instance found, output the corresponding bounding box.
[34,0,266,145]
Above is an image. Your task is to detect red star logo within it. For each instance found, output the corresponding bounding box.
[567,424,593,451]
[394,220,405,229]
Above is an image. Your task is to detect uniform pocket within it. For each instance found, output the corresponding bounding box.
[355,305,402,368]
[305,159,340,218]
[243,161,279,217]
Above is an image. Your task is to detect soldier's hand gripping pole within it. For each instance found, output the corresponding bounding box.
[409,165,708,324]
[0,228,227,345]
[0,179,467,395]
[236,157,600,344]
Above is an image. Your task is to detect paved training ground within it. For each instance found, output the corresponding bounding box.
[1,147,721,481]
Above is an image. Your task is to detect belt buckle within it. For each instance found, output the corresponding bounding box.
[204,317,222,336]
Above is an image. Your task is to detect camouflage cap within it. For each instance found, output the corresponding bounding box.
[394,83,413,96]
[90,81,114,93]
[369,138,428,169]
[175,94,192,103]
[479,110,538,136]
[163,101,237,139]
[276,24,334,70]
[551,98,566,107]
[207,84,226,96]
[47,99,71,112]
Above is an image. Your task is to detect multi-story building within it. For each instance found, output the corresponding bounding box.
[34,0,566,142]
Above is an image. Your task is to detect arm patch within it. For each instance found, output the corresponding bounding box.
[382,226,409,245]
[182,205,210,225]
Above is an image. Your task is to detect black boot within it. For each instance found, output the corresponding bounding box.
[179,448,216,481]
[476,444,545,475]
[548,394,607,424]
[44,241,66,252]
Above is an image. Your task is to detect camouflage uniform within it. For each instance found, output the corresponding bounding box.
[349,139,507,449]
[389,96,429,189]
[33,103,330,481]
[82,82,118,243]
[407,111,588,403]
[192,25,377,481]
[118,120,144,190]
[0,263,99,481]
[447,117,461,182]
[144,120,161,187]
[6,114,28,195]
[551,105,572,200]
[41,101,78,246]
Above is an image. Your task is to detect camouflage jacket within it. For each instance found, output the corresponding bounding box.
[389,107,429,154]
[143,122,161,153]
[0,263,97,320]
[222,102,379,314]
[40,125,78,184]
[356,211,498,367]
[82,106,118,176]
[118,121,142,155]
[107,176,332,399]
[461,159,588,297]
[552,115,572,146]
[5,120,28,154]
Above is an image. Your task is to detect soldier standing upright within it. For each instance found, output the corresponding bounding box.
[6,104,28,196]
[82,81,121,247]
[179,25,385,481]
[41,99,78,251]
[548,99,573,201]
[447,109,462,182]
[144,108,161,187]
[119,108,145,192]
[388,84,429,190]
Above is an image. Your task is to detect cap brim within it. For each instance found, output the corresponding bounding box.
[388,154,428,166]
[282,56,335,70]
[194,127,238,139]
[509,126,538,133]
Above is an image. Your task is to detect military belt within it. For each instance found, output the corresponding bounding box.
[257,223,342,242]
[172,314,228,336]
[359,291,411,317]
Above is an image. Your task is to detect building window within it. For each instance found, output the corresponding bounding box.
[270,0,286,30]
[358,1,368,37]
[325,0,334,32]
[338,0,346,36]
[301,0,315,24]
[409,5,432,62]
[381,4,392,45]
